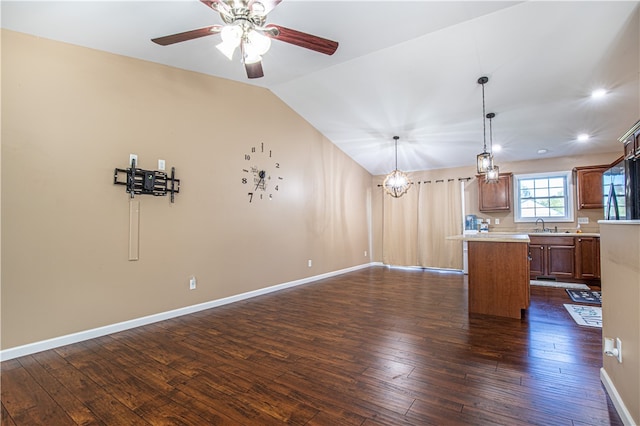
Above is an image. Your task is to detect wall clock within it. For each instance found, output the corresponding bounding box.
[242,142,283,203]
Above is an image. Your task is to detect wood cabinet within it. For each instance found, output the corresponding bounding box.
[619,119,640,160]
[529,235,575,280]
[468,240,530,319]
[477,172,512,212]
[575,236,600,279]
[574,165,608,209]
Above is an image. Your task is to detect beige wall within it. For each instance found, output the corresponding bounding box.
[372,152,622,262]
[600,222,640,424]
[1,30,372,350]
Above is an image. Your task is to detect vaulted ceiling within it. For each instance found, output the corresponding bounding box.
[3,1,639,175]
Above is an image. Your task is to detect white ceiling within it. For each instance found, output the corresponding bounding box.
[3,1,639,175]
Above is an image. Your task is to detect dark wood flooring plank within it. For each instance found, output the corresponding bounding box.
[0,267,624,425]
[47,364,150,425]
[0,364,76,425]
[17,355,104,426]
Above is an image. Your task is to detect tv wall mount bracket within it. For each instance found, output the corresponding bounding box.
[114,159,180,203]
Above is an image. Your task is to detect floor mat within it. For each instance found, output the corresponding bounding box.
[565,289,601,305]
[530,280,589,289]
[563,304,602,328]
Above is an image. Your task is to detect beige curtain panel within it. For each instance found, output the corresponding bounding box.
[383,179,463,269]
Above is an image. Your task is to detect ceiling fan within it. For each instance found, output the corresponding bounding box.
[151,0,339,79]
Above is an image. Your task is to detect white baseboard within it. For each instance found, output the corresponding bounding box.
[0,263,374,362]
[600,367,636,425]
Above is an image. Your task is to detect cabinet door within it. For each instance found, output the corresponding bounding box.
[624,136,635,160]
[575,166,607,209]
[575,237,600,279]
[547,245,576,278]
[529,244,545,278]
[478,173,512,212]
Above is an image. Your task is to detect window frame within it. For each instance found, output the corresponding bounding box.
[513,171,575,223]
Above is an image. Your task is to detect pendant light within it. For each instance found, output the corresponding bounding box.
[476,76,493,174]
[383,136,412,198]
[485,112,500,183]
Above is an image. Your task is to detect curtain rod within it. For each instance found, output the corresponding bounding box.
[377,176,472,187]
[417,177,472,184]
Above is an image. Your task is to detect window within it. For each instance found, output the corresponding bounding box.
[514,171,574,222]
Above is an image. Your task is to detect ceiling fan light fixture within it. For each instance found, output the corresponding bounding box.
[243,52,262,64]
[217,24,243,60]
[216,38,239,60]
[250,1,266,16]
[220,24,242,44]
[246,29,271,56]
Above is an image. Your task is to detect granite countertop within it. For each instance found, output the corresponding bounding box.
[527,232,600,237]
[598,220,640,225]
[447,233,530,243]
[482,231,600,237]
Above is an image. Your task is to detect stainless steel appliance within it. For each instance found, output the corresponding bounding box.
[604,157,640,220]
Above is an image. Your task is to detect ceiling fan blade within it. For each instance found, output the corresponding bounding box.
[245,60,264,79]
[265,24,338,55]
[152,25,222,46]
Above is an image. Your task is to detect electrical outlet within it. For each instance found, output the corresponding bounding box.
[364,251,368,257]
[495,218,500,225]
[578,217,589,224]
[308,259,312,267]
[189,276,196,290]
[129,154,138,167]
[158,159,166,171]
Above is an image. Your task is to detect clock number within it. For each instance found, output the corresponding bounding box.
[248,192,253,203]
[251,147,256,153]
[242,178,247,184]
[275,185,279,191]
[261,142,264,153]
[245,154,251,161]
[275,162,280,168]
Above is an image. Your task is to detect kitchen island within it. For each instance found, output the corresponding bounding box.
[448,233,531,319]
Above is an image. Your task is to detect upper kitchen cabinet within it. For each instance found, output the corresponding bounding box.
[574,164,608,209]
[621,119,640,160]
[477,173,512,212]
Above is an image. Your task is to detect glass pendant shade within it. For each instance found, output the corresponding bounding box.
[476,151,493,174]
[485,165,500,183]
[484,112,499,183]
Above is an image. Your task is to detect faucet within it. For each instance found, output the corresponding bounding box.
[535,218,546,232]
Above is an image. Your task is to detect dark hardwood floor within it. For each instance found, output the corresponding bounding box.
[1,267,622,425]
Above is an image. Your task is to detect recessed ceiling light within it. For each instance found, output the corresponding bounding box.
[577,133,590,141]
[537,149,548,155]
[591,88,607,99]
